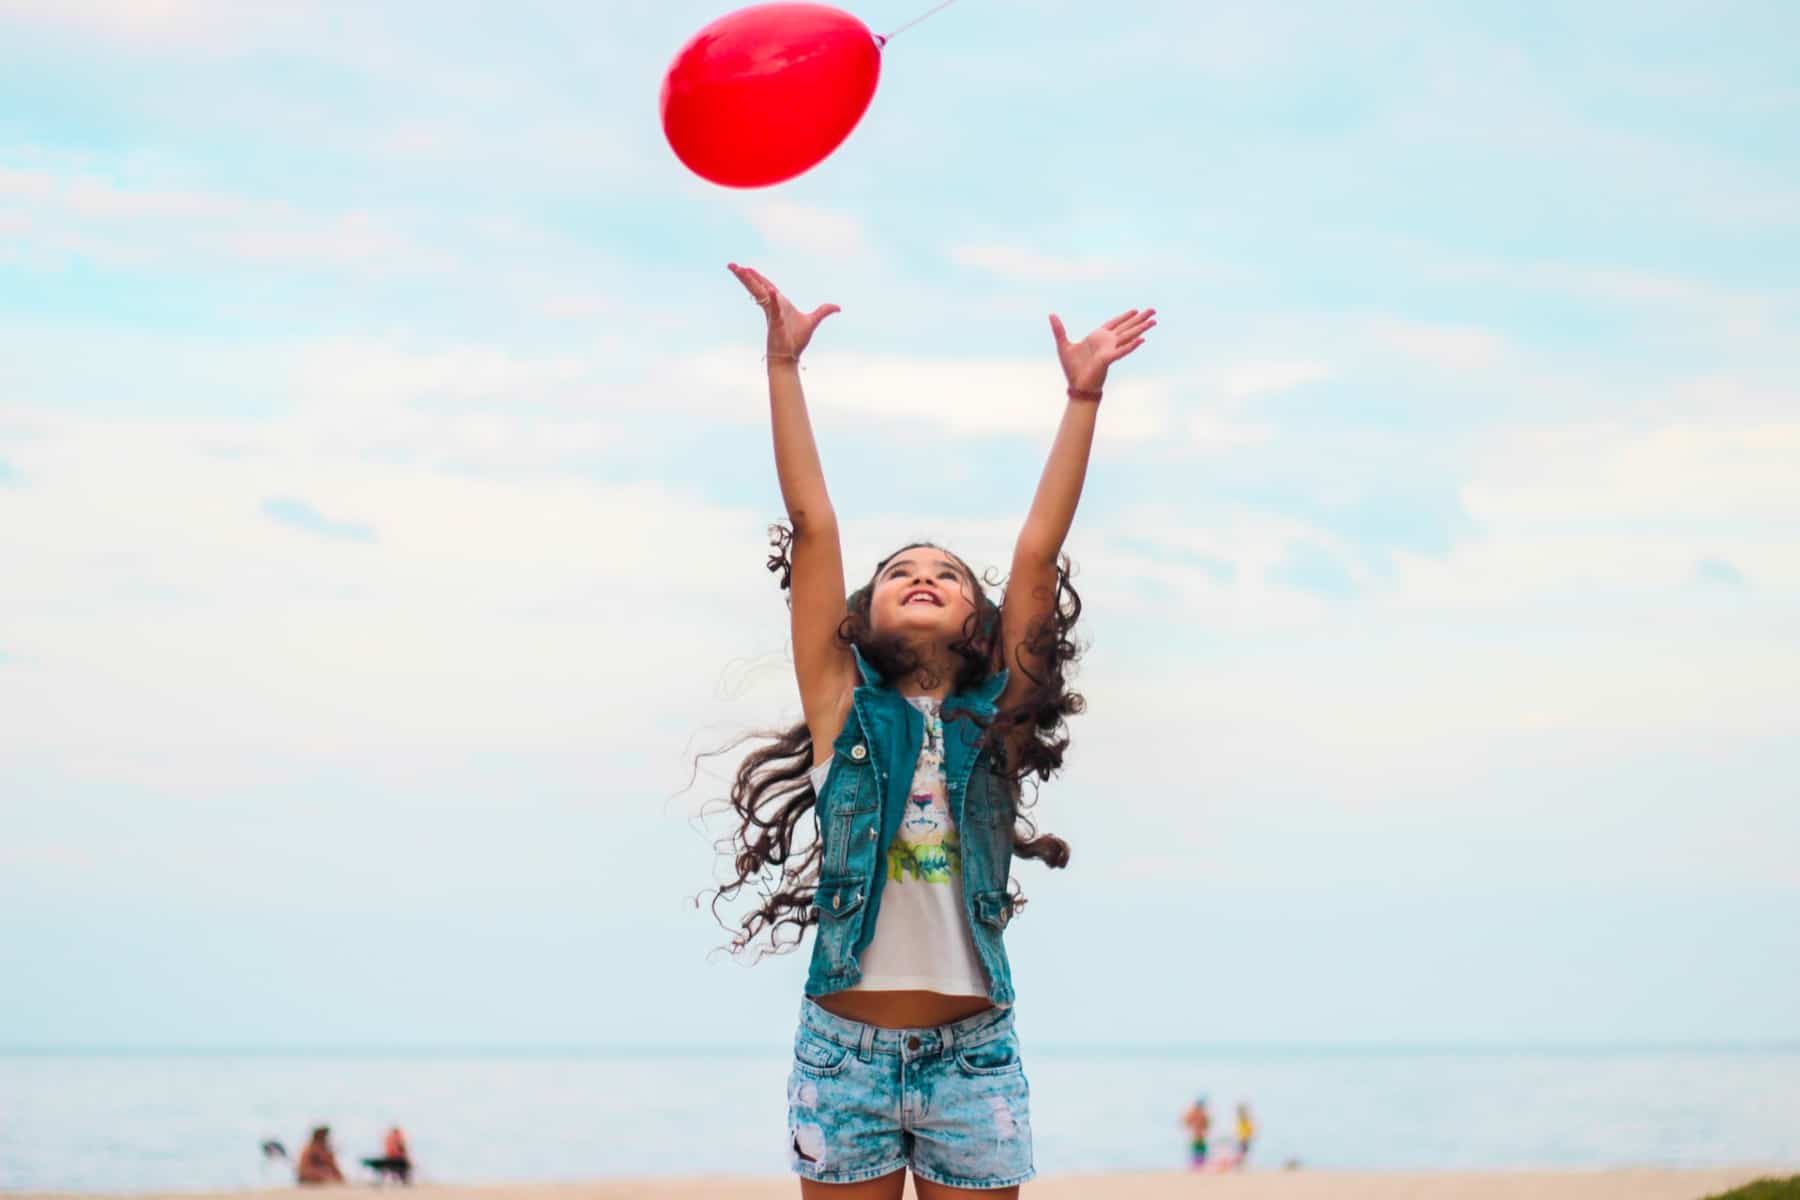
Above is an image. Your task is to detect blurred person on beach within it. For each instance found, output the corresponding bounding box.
[1235,1101,1256,1167]
[1182,1097,1211,1169]
[294,1126,344,1186]
[361,1124,412,1184]
[711,263,1154,1198]
[385,1124,410,1169]
[259,1139,288,1184]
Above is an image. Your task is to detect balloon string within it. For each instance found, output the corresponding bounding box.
[878,0,961,44]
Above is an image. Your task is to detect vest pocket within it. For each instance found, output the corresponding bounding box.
[815,878,867,922]
[840,765,877,813]
[974,889,1013,930]
[814,877,867,974]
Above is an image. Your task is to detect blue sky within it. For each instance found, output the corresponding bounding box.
[2,0,1797,1050]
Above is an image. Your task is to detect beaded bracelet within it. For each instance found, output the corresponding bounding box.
[1067,386,1103,403]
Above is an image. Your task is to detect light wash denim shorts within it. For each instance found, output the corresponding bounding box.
[786,997,1036,1190]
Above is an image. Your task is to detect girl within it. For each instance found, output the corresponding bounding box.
[717,262,1154,1197]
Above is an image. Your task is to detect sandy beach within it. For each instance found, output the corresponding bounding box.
[13,1169,1781,1200]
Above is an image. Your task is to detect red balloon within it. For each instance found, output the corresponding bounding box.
[661,4,883,188]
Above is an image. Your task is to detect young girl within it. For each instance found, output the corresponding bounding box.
[717,262,1154,1197]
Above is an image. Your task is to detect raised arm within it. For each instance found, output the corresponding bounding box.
[728,264,855,759]
[999,306,1156,714]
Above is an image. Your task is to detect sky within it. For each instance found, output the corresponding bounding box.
[2,0,1797,1051]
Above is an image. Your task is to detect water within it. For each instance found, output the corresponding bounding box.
[3,1047,1798,1192]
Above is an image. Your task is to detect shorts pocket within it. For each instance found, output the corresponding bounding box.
[954,1034,1024,1077]
[793,1035,852,1078]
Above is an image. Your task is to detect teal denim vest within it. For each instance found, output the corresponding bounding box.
[804,648,1019,1005]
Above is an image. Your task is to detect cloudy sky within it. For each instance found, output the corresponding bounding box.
[2,0,1796,1051]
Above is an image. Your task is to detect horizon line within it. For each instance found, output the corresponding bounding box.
[6,1039,1798,1058]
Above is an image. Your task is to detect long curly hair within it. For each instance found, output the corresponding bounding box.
[706,526,1083,959]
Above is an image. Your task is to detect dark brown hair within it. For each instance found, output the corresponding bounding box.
[706,527,1083,958]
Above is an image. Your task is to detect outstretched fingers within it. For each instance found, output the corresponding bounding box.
[727,262,779,310]
[1105,332,1151,362]
[1087,307,1158,353]
[1113,308,1157,336]
[1110,313,1156,347]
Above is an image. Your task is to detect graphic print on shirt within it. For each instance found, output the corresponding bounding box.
[888,700,961,884]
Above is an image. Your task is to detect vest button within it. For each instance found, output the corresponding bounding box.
[850,744,867,760]
[869,828,878,841]
[832,893,841,910]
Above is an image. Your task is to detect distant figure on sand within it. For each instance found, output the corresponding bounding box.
[1182,1096,1212,1168]
[295,1126,345,1185]
[259,1139,288,1183]
[1236,1101,1256,1167]
[362,1125,413,1184]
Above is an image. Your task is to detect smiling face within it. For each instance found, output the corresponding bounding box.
[866,546,979,645]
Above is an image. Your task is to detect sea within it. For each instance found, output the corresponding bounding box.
[3,1046,1798,1193]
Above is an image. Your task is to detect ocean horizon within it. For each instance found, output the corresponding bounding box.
[5,1043,1798,1193]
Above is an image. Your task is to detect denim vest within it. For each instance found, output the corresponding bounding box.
[804,648,1019,1005]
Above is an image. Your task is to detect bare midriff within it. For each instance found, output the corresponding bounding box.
[811,989,994,1029]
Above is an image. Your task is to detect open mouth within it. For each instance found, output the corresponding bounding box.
[902,588,944,608]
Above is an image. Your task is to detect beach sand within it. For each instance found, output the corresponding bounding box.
[15,1168,1778,1200]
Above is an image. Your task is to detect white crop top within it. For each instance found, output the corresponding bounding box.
[810,696,989,997]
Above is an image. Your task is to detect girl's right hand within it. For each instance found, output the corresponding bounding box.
[729,262,840,360]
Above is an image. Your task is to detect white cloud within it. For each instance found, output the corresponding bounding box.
[1468,423,1800,528]
[1431,256,1786,345]
[5,369,1799,919]
[676,347,1174,440]
[747,201,874,261]
[290,338,592,410]
[0,842,99,871]
[0,162,446,274]
[0,411,772,769]
[949,244,1125,283]
[0,0,291,51]
[1339,420,1800,632]
[1367,316,1506,371]
[1214,359,1330,400]
[1170,357,1327,450]
[1186,413,1275,450]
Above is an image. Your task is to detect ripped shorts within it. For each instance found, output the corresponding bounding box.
[786,997,1036,1190]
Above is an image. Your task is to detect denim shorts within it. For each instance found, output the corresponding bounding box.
[786,997,1035,1190]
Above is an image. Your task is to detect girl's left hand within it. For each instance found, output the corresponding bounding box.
[1049,307,1157,393]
